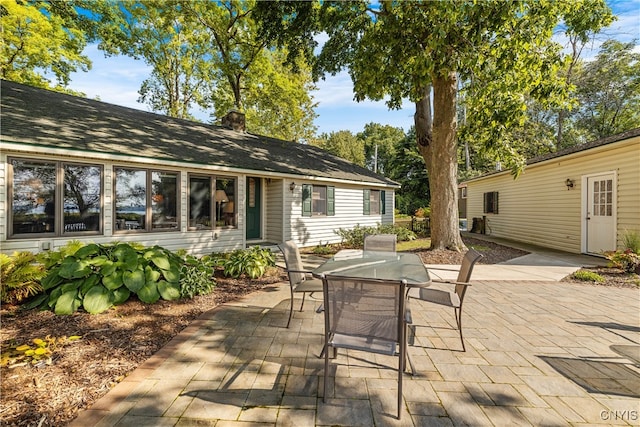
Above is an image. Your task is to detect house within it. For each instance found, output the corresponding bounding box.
[463,128,640,255]
[0,80,397,255]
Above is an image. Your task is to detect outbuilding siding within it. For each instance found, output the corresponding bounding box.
[465,134,639,254]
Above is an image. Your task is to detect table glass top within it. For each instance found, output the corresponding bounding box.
[312,250,430,286]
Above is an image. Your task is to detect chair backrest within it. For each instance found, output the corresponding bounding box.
[455,248,483,300]
[363,234,397,252]
[322,274,407,347]
[278,240,305,285]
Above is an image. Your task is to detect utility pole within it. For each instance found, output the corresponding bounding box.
[373,144,378,173]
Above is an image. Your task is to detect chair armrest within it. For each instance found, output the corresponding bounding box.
[286,269,313,275]
[427,267,461,272]
[431,279,472,286]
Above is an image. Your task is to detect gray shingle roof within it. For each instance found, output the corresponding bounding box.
[463,127,640,183]
[1,80,397,187]
[526,127,640,165]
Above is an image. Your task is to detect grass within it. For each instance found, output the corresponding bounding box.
[396,239,490,253]
[397,238,431,251]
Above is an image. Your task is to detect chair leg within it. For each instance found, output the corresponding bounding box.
[299,292,306,312]
[286,286,294,328]
[398,349,403,420]
[323,343,329,403]
[455,307,465,352]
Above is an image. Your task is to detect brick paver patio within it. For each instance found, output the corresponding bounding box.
[71,273,640,426]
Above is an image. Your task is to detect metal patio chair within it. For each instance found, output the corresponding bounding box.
[321,274,413,419]
[278,240,324,328]
[363,233,397,252]
[406,248,483,352]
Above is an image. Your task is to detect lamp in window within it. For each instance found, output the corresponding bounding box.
[565,178,574,190]
[215,189,228,224]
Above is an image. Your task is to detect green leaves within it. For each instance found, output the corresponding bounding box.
[221,246,276,279]
[123,269,145,292]
[35,243,183,315]
[83,286,113,315]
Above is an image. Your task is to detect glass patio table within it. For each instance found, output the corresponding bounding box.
[312,250,431,287]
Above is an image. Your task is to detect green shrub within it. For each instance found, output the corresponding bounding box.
[312,243,337,255]
[571,270,605,283]
[180,254,216,299]
[334,224,417,248]
[0,252,46,304]
[376,224,417,242]
[26,242,183,315]
[216,246,276,279]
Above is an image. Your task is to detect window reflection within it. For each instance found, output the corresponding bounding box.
[115,169,146,230]
[63,164,101,232]
[11,160,56,234]
[152,172,178,230]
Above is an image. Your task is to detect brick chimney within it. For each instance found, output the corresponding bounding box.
[221,110,245,132]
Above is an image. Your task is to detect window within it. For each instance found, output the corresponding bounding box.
[363,189,386,215]
[114,168,179,231]
[63,164,101,232]
[483,191,499,214]
[302,184,335,217]
[592,179,613,217]
[188,175,236,229]
[10,158,102,237]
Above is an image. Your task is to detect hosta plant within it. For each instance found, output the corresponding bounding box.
[219,246,276,279]
[27,242,182,314]
[180,254,216,298]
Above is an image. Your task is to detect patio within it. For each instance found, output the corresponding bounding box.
[71,265,639,427]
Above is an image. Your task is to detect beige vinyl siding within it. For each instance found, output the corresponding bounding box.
[265,179,284,243]
[0,156,6,240]
[287,182,394,247]
[615,142,640,240]
[466,137,640,254]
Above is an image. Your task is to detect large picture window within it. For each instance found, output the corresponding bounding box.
[188,175,236,229]
[10,158,102,236]
[114,168,178,231]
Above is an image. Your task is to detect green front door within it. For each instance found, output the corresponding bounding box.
[246,177,261,239]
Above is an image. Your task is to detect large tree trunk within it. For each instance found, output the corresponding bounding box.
[419,72,465,251]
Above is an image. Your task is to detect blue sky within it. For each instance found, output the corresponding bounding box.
[66,1,639,136]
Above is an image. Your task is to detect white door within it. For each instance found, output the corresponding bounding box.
[585,173,616,254]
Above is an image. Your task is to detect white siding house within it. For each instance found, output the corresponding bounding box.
[1,81,398,255]
[463,129,640,255]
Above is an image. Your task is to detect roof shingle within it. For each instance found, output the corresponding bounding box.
[1,80,397,187]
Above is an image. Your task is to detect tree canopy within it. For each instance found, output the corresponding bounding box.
[1,0,90,91]
[96,0,317,140]
[256,0,614,250]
